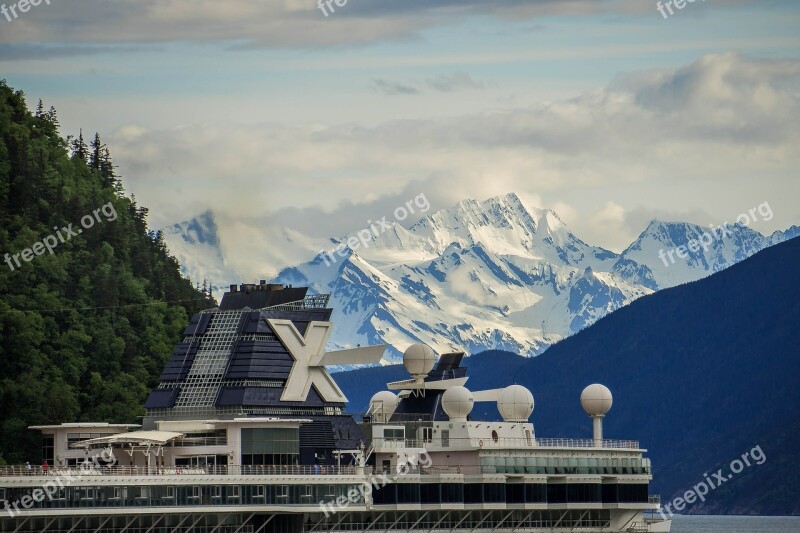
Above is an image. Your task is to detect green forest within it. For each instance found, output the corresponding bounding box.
[0,80,216,464]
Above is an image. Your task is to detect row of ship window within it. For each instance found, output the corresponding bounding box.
[372,483,649,505]
[0,483,649,510]
[481,456,652,475]
[1,485,353,509]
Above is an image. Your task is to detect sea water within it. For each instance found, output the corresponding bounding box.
[670,515,800,532]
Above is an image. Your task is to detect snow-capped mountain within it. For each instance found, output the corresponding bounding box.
[612,220,799,290]
[272,193,648,359]
[164,210,327,292]
[162,194,798,362]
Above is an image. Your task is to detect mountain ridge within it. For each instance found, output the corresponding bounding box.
[335,236,800,515]
[164,194,798,361]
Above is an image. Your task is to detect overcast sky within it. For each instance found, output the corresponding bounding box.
[2,0,799,253]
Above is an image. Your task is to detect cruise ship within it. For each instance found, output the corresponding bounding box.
[0,282,671,533]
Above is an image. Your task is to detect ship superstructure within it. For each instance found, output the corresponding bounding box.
[0,282,670,533]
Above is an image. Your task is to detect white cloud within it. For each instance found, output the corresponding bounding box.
[106,53,800,252]
[0,0,758,55]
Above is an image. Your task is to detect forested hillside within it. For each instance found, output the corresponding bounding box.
[0,81,216,464]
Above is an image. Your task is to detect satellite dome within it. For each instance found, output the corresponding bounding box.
[580,384,613,416]
[441,386,474,421]
[403,344,435,378]
[369,391,398,422]
[497,385,534,422]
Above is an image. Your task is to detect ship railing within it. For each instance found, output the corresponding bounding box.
[0,464,364,478]
[266,294,330,311]
[536,438,640,449]
[385,436,640,449]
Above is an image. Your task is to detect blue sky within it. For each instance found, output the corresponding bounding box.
[1,0,799,256]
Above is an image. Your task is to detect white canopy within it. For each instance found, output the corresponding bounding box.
[70,430,184,449]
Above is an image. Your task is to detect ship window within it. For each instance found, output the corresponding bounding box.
[421,427,433,444]
[172,429,227,447]
[212,486,222,498]
[277,485,289,498]
[228,486,240,499]
[441,430,450,447]
[241,428,299,466]
[42,434,54,465]
[165,486,175,499]
[384,428,404,440]
[191,486,200,499]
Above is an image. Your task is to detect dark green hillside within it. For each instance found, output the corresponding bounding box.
[0,81,216,464]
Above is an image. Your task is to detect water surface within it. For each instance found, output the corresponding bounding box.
[670,515,800,532]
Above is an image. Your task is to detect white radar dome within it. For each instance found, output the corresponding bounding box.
[403,344,436,378]
[497,385,534,422]
[441,386,474,421]
[580,384,613,416]
[369,391,398,422]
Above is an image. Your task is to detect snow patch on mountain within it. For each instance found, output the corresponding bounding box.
[163,194,798,362]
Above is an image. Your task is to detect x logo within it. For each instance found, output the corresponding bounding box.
[268,319,348,403]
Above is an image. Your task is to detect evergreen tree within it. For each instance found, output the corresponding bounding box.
[71,128,88,161]
[0,80,217,463]
[89,132,103,171]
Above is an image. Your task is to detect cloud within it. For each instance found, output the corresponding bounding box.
[106,53,800,251]
[0,44,154,61]
[0,0,755,53]
[370,79,420,96]
[370,72,485,96]
[426,72,485,92]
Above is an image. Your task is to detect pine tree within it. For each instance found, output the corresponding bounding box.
[0,80,216,463]
[90,132,103,171]
[71,129,88,161]
[45,106,60,131]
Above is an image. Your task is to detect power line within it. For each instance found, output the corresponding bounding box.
[0,298,214,314]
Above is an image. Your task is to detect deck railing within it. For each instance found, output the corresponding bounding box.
[536,438,640,449]
[373,436,640,450]
[0,464,362,478]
